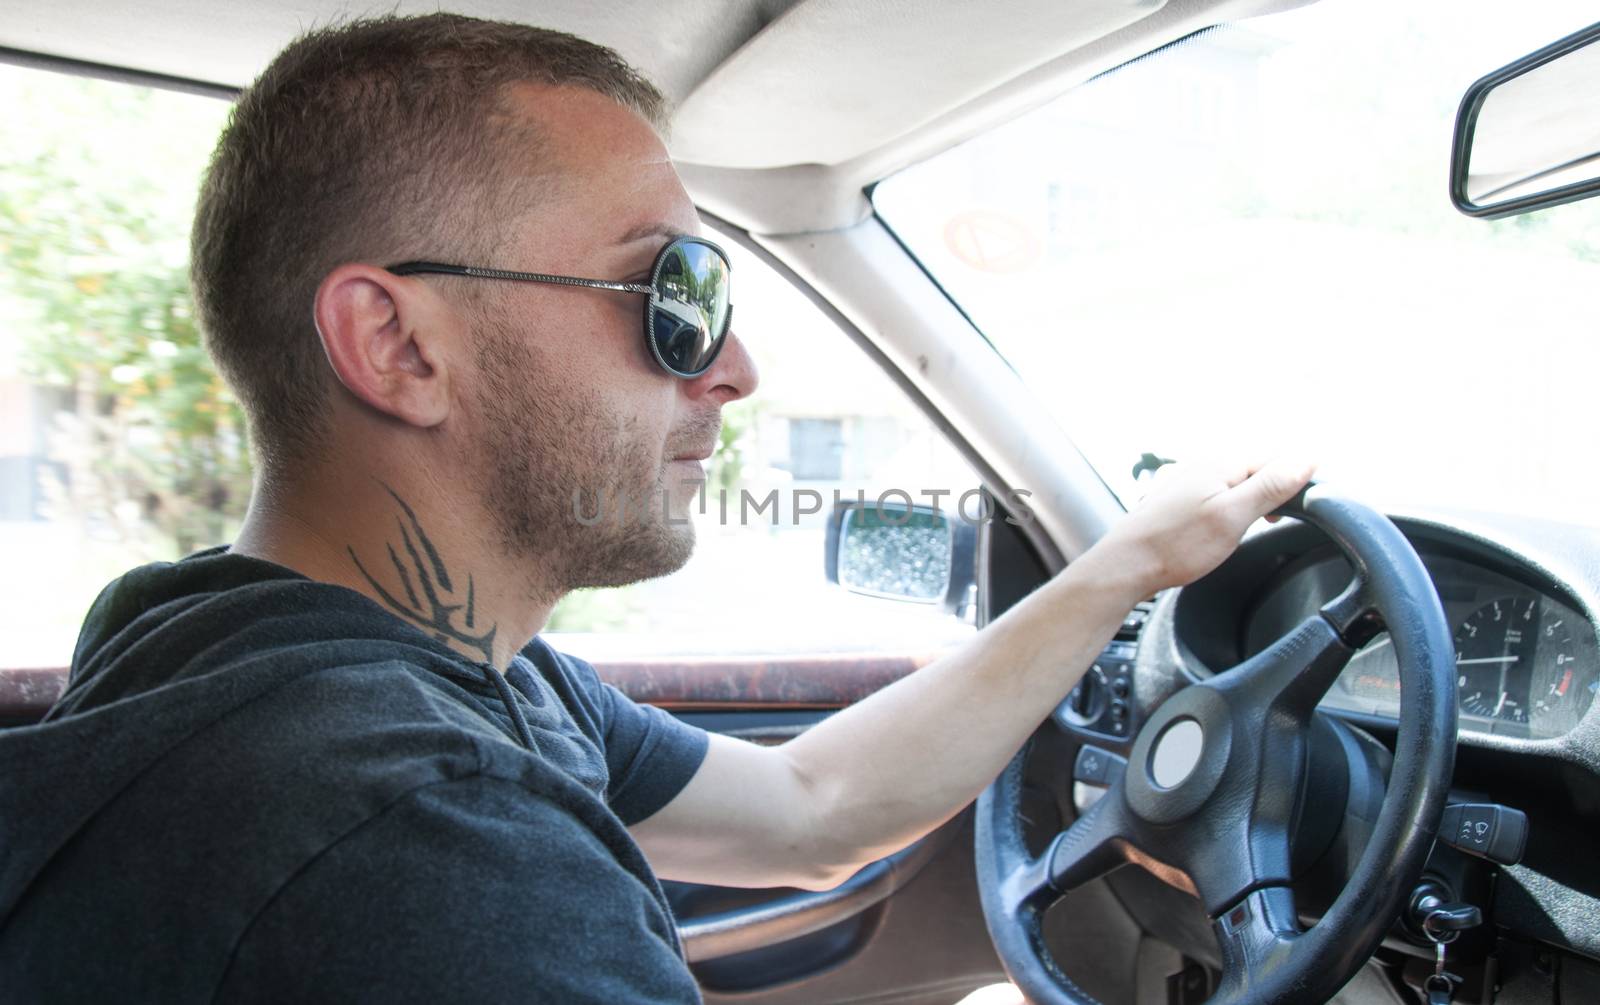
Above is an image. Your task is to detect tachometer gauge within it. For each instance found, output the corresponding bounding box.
[1454,597,1537,722]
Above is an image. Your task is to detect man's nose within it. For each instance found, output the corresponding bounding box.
[684,329,759,404]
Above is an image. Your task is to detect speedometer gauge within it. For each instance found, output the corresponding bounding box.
[1454,596,1580,727]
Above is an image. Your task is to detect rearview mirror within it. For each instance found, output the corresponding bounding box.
[824,501,976,616]
[1451,21,1600,219]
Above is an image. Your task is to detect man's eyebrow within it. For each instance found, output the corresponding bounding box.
[616,222,681,246]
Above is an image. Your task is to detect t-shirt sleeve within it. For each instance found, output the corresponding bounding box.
[531,641,709,825]
[216,776,702,1004]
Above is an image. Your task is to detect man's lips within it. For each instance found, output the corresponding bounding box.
[670,448,715,462]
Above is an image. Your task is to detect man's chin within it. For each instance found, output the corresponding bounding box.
[569,518,696,590]
[637,518,697,581]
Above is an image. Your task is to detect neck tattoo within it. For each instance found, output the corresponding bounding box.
[348,484,498,664]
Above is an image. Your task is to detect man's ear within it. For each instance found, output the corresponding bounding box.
[313,263,455,428]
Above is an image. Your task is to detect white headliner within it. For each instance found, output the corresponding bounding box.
[669,0,1162,168]
[4,0,1313,233]
[1,1,788,105]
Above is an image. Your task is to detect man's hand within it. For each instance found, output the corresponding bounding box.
[1098,457,1317,598]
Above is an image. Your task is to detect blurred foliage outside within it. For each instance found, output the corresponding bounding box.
[0,68,246,557]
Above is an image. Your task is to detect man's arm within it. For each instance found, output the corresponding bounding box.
[629,459,1313,891]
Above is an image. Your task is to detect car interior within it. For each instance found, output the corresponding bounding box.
[3,1,1600,1003]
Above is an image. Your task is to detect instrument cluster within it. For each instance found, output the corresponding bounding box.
[1244,552,1598,740]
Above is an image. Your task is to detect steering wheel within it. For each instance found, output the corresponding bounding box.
[976,487,1458,1004]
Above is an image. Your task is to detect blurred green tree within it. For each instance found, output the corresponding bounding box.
[0,67,247,556]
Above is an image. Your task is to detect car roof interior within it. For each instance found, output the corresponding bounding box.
[2,0,1315,233]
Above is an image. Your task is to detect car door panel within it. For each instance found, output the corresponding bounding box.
[591,652,1004,1002]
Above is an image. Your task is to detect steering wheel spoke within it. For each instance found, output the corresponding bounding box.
[1181,808,1299,919]
[1044,784,1134,893]
[998,784,1133,917]
[1212,614,1355,721]
[1213,886,1302,999]
[1321,569,1375,635]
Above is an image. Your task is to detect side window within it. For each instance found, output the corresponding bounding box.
[544,233,980,658]
[1,66,235,670]
[0,64,978,671]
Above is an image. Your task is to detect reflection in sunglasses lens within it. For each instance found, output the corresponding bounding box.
[652,242,729,374]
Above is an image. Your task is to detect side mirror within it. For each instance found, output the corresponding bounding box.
[1451,21,1600,219]
[824,500,976,618]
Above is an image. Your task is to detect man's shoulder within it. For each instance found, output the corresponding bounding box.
[81,655,629,922]
[189,652,642,820]
[254,653,504,738]
[4,715,683,1003]
[132,658,497,839]
[215,774,698,1004]
[520,634,604,688]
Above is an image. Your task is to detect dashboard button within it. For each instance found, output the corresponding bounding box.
[1073,745,1127,786]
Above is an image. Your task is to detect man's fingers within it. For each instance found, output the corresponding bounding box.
[1219,455,1271,490]
[1218,458,1317,524]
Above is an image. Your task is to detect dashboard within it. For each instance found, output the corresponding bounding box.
[1245,551,1599,741]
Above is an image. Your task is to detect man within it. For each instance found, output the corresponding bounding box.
[0,13,1313,1002]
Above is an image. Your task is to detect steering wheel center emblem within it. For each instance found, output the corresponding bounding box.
[1149,718,1204,789]
[1123,684,1232,825]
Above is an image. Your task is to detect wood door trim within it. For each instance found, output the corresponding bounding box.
[1,651,940,724]
[0,667,68,724]
[590,651,940,710]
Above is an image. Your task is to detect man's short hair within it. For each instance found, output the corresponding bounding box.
[190,14,666,473]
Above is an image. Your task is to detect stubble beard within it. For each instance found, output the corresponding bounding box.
[472,319,696,593]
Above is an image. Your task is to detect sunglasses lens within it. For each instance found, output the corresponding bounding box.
[650,240,730,375]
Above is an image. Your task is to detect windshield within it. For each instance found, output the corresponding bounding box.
[875,0,1600,525]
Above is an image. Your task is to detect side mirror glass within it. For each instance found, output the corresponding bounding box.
[824,500,976,616]
[1452,21,1600,219]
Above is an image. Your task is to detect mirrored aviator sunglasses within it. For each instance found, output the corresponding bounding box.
[386,234,733,379]
[646,236,733,377]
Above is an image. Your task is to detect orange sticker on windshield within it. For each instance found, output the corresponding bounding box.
[943,210,1042,274]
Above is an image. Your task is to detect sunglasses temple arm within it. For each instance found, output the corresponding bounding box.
[388,261,471,277]
[386,260,651,295]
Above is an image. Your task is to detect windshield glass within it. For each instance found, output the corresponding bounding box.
[874,0,1600,525]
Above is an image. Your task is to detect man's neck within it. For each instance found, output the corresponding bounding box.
[231,471,559,670]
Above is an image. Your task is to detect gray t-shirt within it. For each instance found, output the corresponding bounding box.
[0,550,709,1002]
